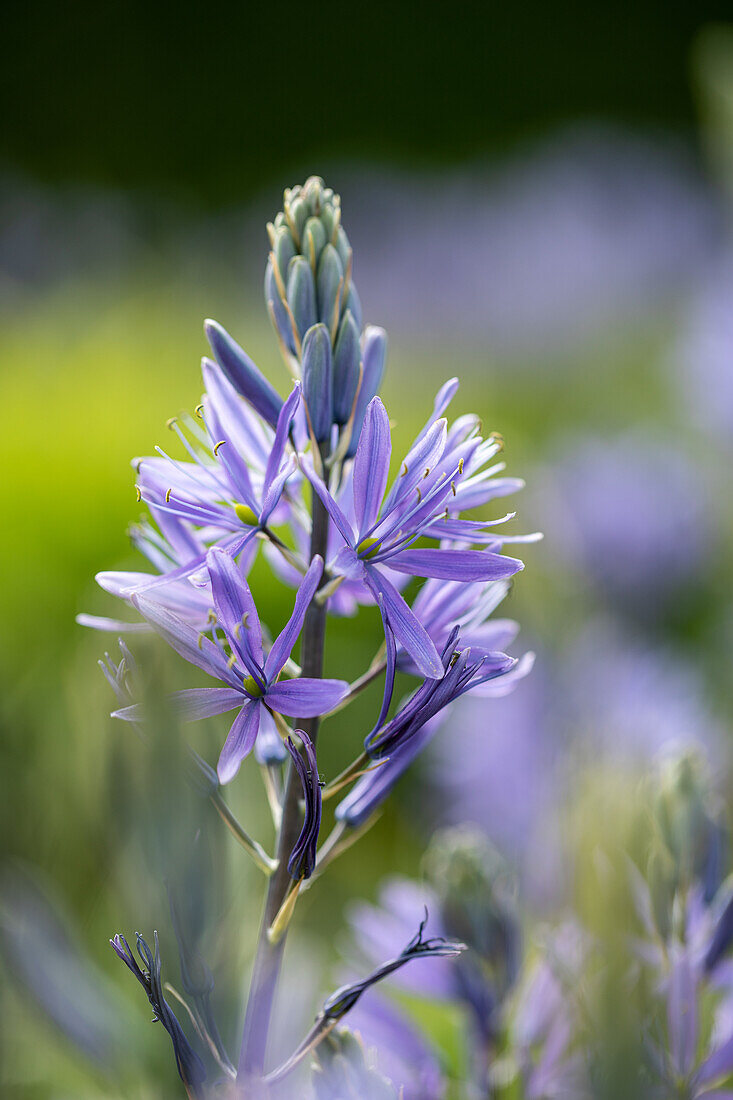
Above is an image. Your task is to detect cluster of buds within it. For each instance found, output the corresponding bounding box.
[645,753,726,939]
[265,176,387,454]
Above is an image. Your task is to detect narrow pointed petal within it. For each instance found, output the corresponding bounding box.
[254,708,288,765]
[353,397,391,539]
[206,546,264,677]
[265,677,349,717]
[346,326,387,458]
[205,319,283,427]
[383,418,447,514]
[265,556,323,679]
[168,687,244,721]
[388,548,524,581]
[260,455,296,525]
[364,567,443,679]
[217,702,261,784]
[300,460,356,545]
[131,592,238,686]
[263,382,301,499]
[369,594,397,737]
[76,613,151,633]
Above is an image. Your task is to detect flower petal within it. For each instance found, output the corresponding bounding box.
[217,702,261,784]
[265,677,349,717]
[364,567,443,679]
[254,708,288,765]
[207,546,264,679]
[388,548,524,581]
[263,382,301,501]
[300,459,356,546]
[168,687,244,721]
[353,397,391,539]
[131,592,237,686]
[265,556,323,679]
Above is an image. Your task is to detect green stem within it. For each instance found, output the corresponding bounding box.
[237,459,330,1083]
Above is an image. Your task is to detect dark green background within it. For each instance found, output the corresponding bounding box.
[3,1,731,203]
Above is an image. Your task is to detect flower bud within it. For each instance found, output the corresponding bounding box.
[317,243,345,329]
[423,826,521,1006]
[347,326,387,456]
[204,320,283,427]
[287,256,317,341]
[333,310,361,425]
[264,260,296,353]
[302,323,333,442]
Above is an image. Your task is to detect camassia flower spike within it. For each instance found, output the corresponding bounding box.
[113,548,349,781]
[301,395,524,679]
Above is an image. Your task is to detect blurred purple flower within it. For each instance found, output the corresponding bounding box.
[564,622,722,765]
[676,249,733,443]
[344,994,445,1100]
[341,129,717,357]
[536,432,713,612]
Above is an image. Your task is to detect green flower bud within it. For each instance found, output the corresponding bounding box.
[287,256,317,341]
[333,310,361,425]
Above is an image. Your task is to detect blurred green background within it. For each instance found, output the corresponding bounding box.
[3,6,733,1097]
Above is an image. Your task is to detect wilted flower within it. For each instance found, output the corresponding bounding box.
[286,730,323,880]
[110,931,206,1096]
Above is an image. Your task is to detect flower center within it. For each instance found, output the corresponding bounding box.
[234,503,258,526]
[242,675,264,698]
[356,536,381,559]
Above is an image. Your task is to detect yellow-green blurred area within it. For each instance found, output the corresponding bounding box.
[3,16,733,1099]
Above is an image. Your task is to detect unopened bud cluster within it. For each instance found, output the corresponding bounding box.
[265,176,386,453]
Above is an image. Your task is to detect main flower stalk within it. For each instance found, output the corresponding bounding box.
[237,468,330,1081]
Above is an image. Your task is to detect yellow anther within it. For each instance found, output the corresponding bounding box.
[451,481,457,496]
[401,462,408,477]
[489,431,504,452]
[242,612,249,629]
[458,458,464,474]
[197,633,205,650]
[165,488,172,503]
[213,440,226,456]
[194,403,204,419]
[423,467,430,479]
[227,653,237,669]
[135,459,143,473]
[206,608,217,625]
[135,486,142,502]
[166,417,177,430]
[415,487,422,502]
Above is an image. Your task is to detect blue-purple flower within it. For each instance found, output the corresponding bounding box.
[136,362,302,575]
[114,548,349,781]
[303,388,526,677]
